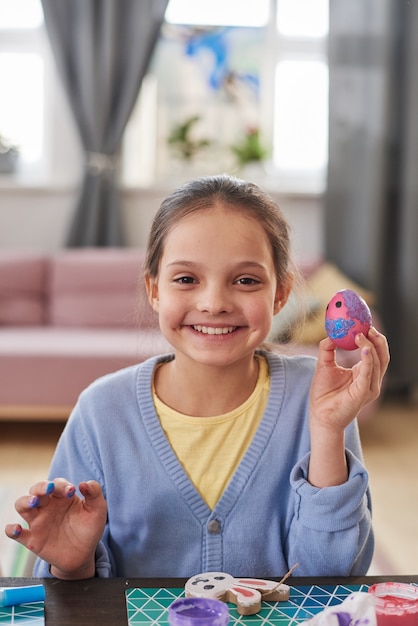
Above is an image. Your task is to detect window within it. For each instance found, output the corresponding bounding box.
[0,0,45,177]
[164,0,269,27]
[0,0,81,185]
[131,0,329,192]
[1,0,328,192]
[272,0,329,191]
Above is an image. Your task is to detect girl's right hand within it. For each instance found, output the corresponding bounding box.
[4,478,107,579]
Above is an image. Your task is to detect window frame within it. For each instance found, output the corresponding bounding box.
[0,0,328,194]
[0,10,83,187]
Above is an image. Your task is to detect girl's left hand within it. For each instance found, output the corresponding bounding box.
[309,326,390,432]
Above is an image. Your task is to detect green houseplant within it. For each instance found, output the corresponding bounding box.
[168,115,211,161]
[230,127,269,167]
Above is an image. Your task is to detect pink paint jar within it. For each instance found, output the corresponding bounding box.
[368,582,418,626]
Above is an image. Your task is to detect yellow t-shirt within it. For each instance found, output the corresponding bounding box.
[153,356,270,509]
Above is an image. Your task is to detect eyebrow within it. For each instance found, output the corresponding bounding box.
[165,260,269,271]
[166,260,197,268]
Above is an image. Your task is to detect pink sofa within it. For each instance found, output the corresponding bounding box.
[0,249,170,420]
[0,249,381,422]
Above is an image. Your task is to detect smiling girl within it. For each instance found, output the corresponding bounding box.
[6,175,389,580]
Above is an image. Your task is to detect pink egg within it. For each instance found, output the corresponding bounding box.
[325,289,372,350]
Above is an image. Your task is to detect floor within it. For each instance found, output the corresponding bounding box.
[359,396,418,574]
[0,397,417,576]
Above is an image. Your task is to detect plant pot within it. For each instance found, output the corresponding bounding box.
[0,148,19,174]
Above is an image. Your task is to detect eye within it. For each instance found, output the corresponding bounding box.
[235,277,260,285]
[173,275,196,284]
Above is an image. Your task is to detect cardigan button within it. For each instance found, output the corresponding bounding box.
[207,519,221,534]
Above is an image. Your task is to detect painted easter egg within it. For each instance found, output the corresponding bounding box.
[325,289,372,350]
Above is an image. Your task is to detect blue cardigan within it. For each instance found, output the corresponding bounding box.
[34,351,373,578]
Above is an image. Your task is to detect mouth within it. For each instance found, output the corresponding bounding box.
[192,325,237,335]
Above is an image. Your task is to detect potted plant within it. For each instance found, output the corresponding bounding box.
[0,133,19,174]
[230,126,269,168]
[167,115,211,161]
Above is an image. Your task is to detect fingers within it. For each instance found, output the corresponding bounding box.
[5,479,75,547]
[4,522,25,541]
[356,326,389,362]
[5,478,106,578]
[10,478,103,522]
[31,477,76,500]
[317,327,389,403]
[5,478,102,541]
[13,479,75,516]
[320,327,389,382]
[4,523,36,552]
[79,481,107,523]
[79,480,103,503]
[367,326,390,378]
[356,327,390,387]
[316,337,338,365]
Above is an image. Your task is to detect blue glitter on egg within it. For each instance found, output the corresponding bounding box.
[325,317,355,340]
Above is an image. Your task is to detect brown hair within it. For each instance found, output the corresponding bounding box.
[145,174,293,289]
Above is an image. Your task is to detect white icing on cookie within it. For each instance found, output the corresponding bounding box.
[185,572,290,615]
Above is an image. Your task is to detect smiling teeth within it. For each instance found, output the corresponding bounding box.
[193,325,236,335]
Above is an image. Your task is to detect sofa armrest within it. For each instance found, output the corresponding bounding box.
[48,248,158,329]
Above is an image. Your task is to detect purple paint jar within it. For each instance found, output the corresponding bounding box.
[168,597,230,626]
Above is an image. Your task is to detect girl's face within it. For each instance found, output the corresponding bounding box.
[146,203,290,369]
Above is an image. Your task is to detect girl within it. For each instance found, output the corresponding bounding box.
[5,175,389,580]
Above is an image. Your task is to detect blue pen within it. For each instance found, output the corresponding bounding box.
[0,584,45,607]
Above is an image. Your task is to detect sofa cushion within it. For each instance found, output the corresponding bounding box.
[48,248,159,329]
[0,327,171,406]
[0,251,48,325]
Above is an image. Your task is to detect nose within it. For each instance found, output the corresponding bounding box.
[197,282,232,315]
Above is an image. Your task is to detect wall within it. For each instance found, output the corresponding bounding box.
[0,185,324,264]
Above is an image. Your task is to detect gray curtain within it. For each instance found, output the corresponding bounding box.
[326,0,418,397]
[41,0,168,246]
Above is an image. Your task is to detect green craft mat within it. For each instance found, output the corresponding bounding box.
[126,583,370,625]
[0,601,44,625]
